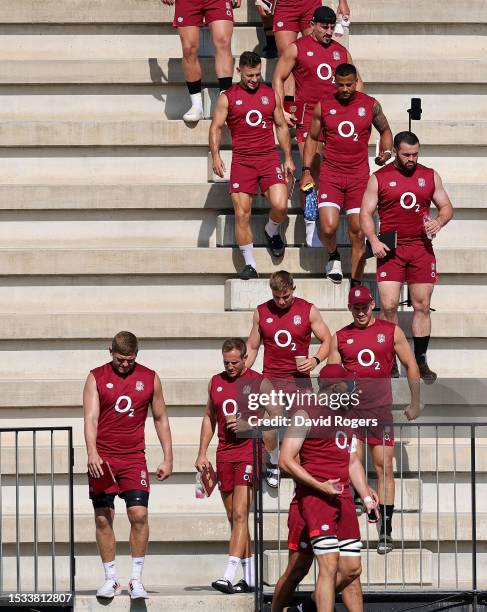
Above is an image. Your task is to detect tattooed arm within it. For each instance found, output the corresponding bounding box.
[372,100,393,166]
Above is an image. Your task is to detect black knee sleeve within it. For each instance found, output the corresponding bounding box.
[120,489,149,508]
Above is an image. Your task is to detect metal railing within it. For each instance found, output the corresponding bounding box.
[0,427,75,607]
[252,422,487,612]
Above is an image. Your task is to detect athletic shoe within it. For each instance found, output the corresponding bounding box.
[285,596,317,612]
[265,231,285,258]
[264,462,279,488]
[391,357,400,378]
[128,579,148,600]
[418,362,437,384]
[325,258,343,283]
[183,105,204,122]
[211,578,235,594]
[233,579,254,593]
[377,533,394,555]
[354,495,364,517]
[96,579,121,598]
[239,265,258,280]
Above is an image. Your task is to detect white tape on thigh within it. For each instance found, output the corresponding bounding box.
[338,538,363,557]
[311,534,339,555]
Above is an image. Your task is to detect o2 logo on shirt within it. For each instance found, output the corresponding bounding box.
[357,348,381,371]
[222,399,238,417]
[274,329,296,351]
[316,63,334,82]
[399,191,421,212]
[337,120,358,142]
[335,431,357,453]
[245,109,267,130]
[114,395,135,417]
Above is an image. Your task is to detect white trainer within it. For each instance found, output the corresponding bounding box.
[183,105,204,122]
[325,258,343,283]
[128,579,149,600]
[96,579,121,598]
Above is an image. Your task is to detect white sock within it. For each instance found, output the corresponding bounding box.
[269,447,279,465]
[103,560,118,581]
[223,555,240,583]
[311,224,323,247]
[265,217,280,238]
[189,92,203,110]
[241,556,255,587]
[305,220,316,247]
[131,556,144,581]
[239,243,256,268]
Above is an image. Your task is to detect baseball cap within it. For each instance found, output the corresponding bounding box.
[348,285,374,305]
[312,6,337,24]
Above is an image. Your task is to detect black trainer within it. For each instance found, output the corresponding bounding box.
[265,230,285,258]
[233,579,254,593]
[377,531,394,555]
[211,578,235,594]
[239,265,258,280]
[262,43,278,59]
[418,361,437,384]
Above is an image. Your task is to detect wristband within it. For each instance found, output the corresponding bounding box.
[302,166,312,172]
[383,150,392,156]
[313,356,320,366]
[363,495,373,504]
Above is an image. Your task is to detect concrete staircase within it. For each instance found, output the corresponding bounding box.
[0,0,486,608]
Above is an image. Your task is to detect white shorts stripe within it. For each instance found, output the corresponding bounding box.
[346,207,361,215]
[318,201,341,210]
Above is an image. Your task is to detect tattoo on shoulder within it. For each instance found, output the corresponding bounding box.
[373,101,382,117]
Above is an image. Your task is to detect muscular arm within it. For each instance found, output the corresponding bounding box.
[209,93,229,178]
[152,374,174,480]
[326,334,343,365]
[302,101,323,168]
[273,102,295,175]
[349,451,378,516]
[427,171,454,235]
[83,372,103,477]
[195,381,217,470]
[394,326,421,420]
[372,100,393,166]
[246,308,262,369]
[272,44,298,123]
[310,305,332,363]
[359,174,391,258]
[346,50,364,91]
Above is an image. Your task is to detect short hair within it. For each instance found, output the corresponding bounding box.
[394,131,420,150]
[222,337,247,358]
[239,51,261,69]
[312,5,336,24]
[269,270,295,292]
[112,331,138,355]
[335,63,357,79]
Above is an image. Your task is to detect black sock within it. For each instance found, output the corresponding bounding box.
[284,95,294,102]
[218,76,233,92]
[186,79,202,95]
[351,278,361,288]
[328,249,340,261]
[264,28,277,49]
[380,504,394,535]
[413,336,430,365]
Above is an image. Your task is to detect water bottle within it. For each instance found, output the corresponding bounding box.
[423,214,436,240]
[195,472,205,499]
[303,182,318,222]
[334,15,350,38]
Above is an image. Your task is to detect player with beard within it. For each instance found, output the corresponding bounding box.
[301,63,392,285]
[210,51,295,280]
[84,331,173,600]
[327,285,420,554]
[272,364,379,612]
[272,6,363,248]
[195,337,277,594]
[360,131,454,381]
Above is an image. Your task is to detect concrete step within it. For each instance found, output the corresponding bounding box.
[2,0,485,24]
[0,118,484,147]
[0,58,485,85]
[0,311,481,340]
[264,549,433,586]
[0,247,482,276]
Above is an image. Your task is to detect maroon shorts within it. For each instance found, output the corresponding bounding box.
[273,0,322,33]
[172,0,233,28]
[376,241,437,285]
[357,424,395,447]
[88,452,150,498]
[318,169,369,215]
[289,490,362,556]
[230,153,286,195]
[217,460,255,493]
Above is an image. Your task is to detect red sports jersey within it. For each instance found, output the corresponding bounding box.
[297,405,357,487]
[210,368,263,462]
[224,83,277,157]
[92,362,155,456]
[375,162,436,244]
[337,318,395,410]
[293,37,347,110]
[320,91,376,173]
[258,297,313,378]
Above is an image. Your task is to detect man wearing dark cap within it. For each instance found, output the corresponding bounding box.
[272,5,363,248]
[327,285,420,554]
